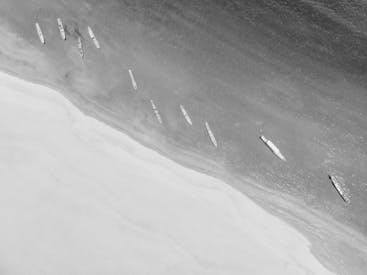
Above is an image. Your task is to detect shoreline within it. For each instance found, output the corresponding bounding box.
[0,9,366,271]
[0,70,335,274]
[2,69,366,274]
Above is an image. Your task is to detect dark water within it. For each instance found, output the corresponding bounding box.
[1,0,367,273]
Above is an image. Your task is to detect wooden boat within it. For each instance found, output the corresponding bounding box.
[57,18,66,40]
[329,175,350,203]
[260,135,286,161]
[77,36,84,58]
[205,121,218,147]
[35,22,45,44]
[150,99,163,124]
[180,105,193,125]
[128,69,138,91]
[87,26,100,49]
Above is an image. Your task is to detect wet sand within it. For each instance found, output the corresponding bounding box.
[1,0,367,273]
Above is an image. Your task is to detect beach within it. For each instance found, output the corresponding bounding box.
[0,71,334,274]
[1,1,367,273]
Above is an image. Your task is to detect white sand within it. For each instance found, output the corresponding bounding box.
[0,72,333,274]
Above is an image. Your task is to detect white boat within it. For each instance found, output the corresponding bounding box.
[329,175,350,203]
[205,121,218,148]
[259,135,286,161]
[150,99,163,124]
[128,69,138,91]
[57,18,66,40]
[87,26,100,49]
[77,37,84,58]
[180,105,193,125]
[87,26,95,39]
[35,22,45,44]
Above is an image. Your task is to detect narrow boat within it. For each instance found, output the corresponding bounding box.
[205,121,218,148]
[57,18,66,40]
[35,22,45,44]
[328,175,350,203]
[77,36,84,58]
[180,105,193,125]
[128,69,138,91]
[259,135,286,161]
[150,99,163,124]
[87,26,100,49]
